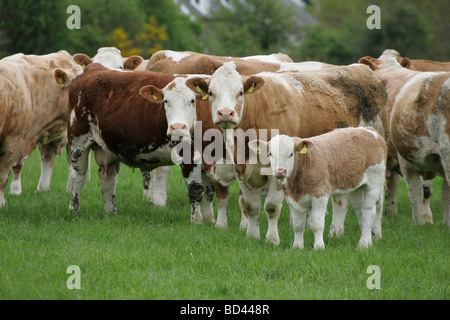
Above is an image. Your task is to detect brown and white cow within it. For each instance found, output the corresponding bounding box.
[185,64,387,245]
[140,75,251,229]
[67,63,207,223]
[73,47,143,71]
[249,128,387,249]
[0,50,82,207]
[146,50,333,75]
[359,55,450,227]
[380,49,450,72]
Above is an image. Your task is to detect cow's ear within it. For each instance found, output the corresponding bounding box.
[49,60,60,69]
[124,55,143,70]
[139,85,164,103]
[54,69,70,86]
[73,54,92,70]
[358,57,381,71]
[244,76,265,94]
[293,138,315,154]
[248,139,268,156]
[186,77,210,100]
[400,57,411,68]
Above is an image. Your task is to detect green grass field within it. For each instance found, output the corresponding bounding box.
[0,148,448,300]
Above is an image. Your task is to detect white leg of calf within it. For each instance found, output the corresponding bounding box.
[239,182,261,240]
[264,179,284,245]
[329,194,349,238]
[309,196,328,250]
[372,188,384,240]
[286,198,307,249]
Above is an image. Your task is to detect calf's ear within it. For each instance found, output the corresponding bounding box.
[124,55,143,70]
[186,77,210,100]
[399,57,411,69]
[139,85,164,103]
[244,76,265,94]
[248,139,268,155]
[73,53,92,70]
[293,138,315,154]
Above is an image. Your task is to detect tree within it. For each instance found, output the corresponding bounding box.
[207,0,295,57]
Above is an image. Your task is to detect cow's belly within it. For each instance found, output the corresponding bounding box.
[119,143,174,169]
[204,163,236,187]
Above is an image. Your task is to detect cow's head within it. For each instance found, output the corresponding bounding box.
[74,47,143,71]
[139,76,209,142]
[249,135,315,186]
[203,65,265,129]
[51,60,81,88]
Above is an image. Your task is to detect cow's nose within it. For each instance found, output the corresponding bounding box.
[217,109,235,121]
[169,123,187,133]
[274,169,287,178]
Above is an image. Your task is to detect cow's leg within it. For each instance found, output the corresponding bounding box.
[309,196,328,250]
[420,178,434,224]
[181,163,204,224]
[357,182,383,249]
[69,134,92,211]
[238,181,262,240]
[441,179,450,227]
[36,142,57,192]
[264,177,284,245]
[1,138,22,206]
[329,194,349,238]
[9,162,23,195]
[143,166,170,206]
[98,162,120,213]
[201,172,215,223]
[398,157,429,225]
[286,197,308,249]
[238,189,249,230]
[385,172,400,216]
[214,182,230,228]
[373,187,384,240]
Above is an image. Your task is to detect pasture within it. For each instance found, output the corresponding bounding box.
[0,148,448,300]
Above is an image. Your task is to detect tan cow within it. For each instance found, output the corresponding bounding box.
[73,47,143,71]
[146,50,333,75]
[0,51,81,207]
[359,55,450,227]
[249,128,387,249]
[187,64,387,245]
[380,49,450,72]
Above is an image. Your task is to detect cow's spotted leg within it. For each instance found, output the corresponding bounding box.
[420,178,434,224]
[286,197,308,249]
[181,163,204,224]
[98,162,120,213]
[69,134,92,211]
[329,194,349,238]
[201,173,215,223]
[142,166,170,206]
[264,177,284,245]
[9,162,23,195]
[237,181,261,241]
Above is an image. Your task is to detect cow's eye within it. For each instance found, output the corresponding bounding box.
[268,152,272,157]
[208,91,214,98]
[239,91,243,96]
[191,99,195,104]
[289,153,294,158]
[163,100,168,104]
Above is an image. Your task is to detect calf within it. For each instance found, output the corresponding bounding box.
[360,55,450,227]
[68,64,205,223]
[249,128,387,249]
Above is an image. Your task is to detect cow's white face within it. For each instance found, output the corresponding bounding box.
[208,65,265,129]
[92,47,124,70]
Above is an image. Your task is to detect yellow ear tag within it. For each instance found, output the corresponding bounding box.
[82,64,86,70]
[58,77,63,84]
[299,145,308,154]
[256,145,262,154]
[202,94,208,100]
[152,94,159,100]
[248,84,255,93]
[196,85,203,94]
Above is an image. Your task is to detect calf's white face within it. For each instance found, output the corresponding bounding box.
[249,135,314,186]
[208,65,264,129]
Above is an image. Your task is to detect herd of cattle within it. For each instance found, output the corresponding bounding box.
[1,47,449,249]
